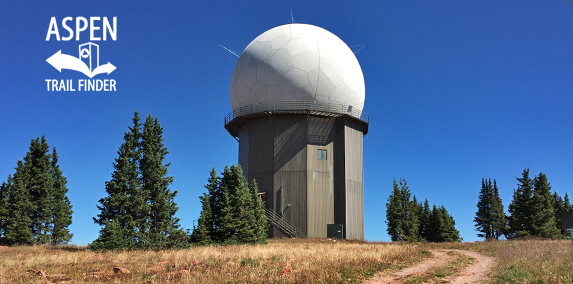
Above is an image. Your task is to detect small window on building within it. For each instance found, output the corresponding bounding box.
[318,149,327,160]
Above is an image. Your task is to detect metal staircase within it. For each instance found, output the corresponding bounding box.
[264,208,303,238]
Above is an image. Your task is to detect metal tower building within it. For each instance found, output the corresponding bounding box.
[224,24,368,240]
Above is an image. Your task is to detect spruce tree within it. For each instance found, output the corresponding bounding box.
[490,180,506,240]
[0,177,10,243]
[427,205,442,242]
[399,179,419,242]
[508,169,534,238]
[386,179,404,241]
[50,148,73,245]
[215,166,234,242]
[192,167,268,245]
[93,111,141,249]
[531,173,560,239]
[141,115,186,248]
[25,136,54,244]
[439,206,462,242]
[419,199,431,241]
[249,179,268,243]
[191,193,213,245]
[4,162,34,245]
[89,219,132,250]
[474,178,492,239]
[552,192,566,238]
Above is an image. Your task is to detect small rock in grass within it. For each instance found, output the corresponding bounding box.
[113,267,131,274]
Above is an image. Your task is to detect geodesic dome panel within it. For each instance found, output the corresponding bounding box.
[230,24,365,112]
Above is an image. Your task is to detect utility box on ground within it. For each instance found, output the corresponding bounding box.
[327,224,344,239]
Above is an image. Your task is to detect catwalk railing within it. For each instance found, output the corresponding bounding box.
[224,101,369,126]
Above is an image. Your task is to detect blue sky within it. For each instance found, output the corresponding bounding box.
[0,1,572,245]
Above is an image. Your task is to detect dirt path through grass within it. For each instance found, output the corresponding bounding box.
[366,249,495,284]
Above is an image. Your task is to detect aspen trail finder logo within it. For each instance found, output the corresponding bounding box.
[45,17,117,91]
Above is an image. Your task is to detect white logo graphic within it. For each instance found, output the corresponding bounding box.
[46,42,116,78]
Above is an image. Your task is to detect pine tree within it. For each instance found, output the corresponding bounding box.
[192,167,268,245]
[4,161,34,245]
[249,179,268,243]
[386,179,404,241]
[508,169,534,238]
[474,178,492,239]
[25,136,54,244]
[419,199,431,241]
[89,219,132,250]
[399,180,419,242]
[490,180,506,240]
[93,111,141,249]
[50,148,73,245]
[141,115,185,248]
[531,173,560,239]
[191,168,218,244]
[191,193,213,245]
[439,206,462,242]
[0,177,10,243]
[563,193,573,239]
[427,205,442,242]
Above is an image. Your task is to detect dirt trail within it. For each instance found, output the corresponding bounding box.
[366,249,495,284]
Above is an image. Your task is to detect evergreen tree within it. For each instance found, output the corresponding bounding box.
[93,111,141,248]
[564,193,573,213]
[386,179,404,241]
[93,111,186,249]
[427,205,442,242]
[490,180,506,240]
[249,179,268,244]
[215,166,233,242]
[531,173,560,239]
[25,136,54,244]
[4,162,34,245]
[508,169,534,238]
[141,115,185,248]
[439,206,462,242]
[552,192,566,238]
[0,137,73,246]
[474,178,492,239]
[563,193,573,239]
[190,193,212,245]
[419,199,431,241]
[400,180,419,242]
[192,166,267,245]
[89,219,132,250]
[0,177,10,243]
[50,148,73,245]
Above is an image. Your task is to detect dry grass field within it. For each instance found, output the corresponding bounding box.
[0,238,570,283]
[0,239,426,284]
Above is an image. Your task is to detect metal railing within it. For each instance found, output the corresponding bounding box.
[264,208,303,238]
[224,101,369,126]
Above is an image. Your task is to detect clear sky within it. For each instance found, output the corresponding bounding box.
[1,1,572,245]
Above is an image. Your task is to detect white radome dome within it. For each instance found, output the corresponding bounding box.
[230,24,365,112]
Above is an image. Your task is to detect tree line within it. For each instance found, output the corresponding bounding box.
[90,111,266,249]
[386,178,461,242]
[0,136,73,245]
[0,111,267,249]
[475,168,571,240]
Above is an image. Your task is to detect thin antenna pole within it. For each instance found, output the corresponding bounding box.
[220,45,240,58]
[289,9,295,24]
[351,44,366,55]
